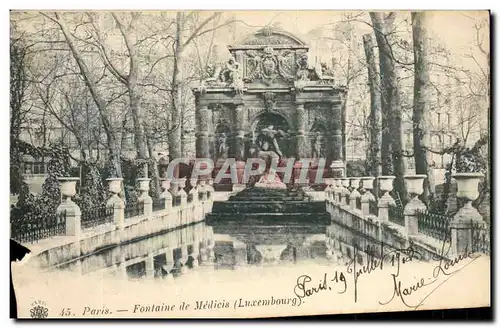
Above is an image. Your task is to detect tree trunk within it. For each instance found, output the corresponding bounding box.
[54,13,122,178]
[112,13,149,178]
[363,33,383,196]
[412,11,435,204]
[370,12,406,201]
[168,12,183,164]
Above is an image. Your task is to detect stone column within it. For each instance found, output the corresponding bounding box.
[450,173,486,256]
[295,103,308,158]
[330,101,344,177]
[403,175,427,236]
[361,177,376,216]
[349,178,361,211]
[377,176,396,222]
[138,178,152,217]
[57,177,81,238]
[196,105,212,159]
[233,104,246,160]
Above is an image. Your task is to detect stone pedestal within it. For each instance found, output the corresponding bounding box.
[450,173,487,256]
[377,176,396,222]
[159,179,173,211]
[57,177,81,238]
[138,178,152,217]
[403,175,427,236]
[361,177,376,216]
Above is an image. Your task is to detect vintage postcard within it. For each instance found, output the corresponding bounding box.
[10,10,490,319]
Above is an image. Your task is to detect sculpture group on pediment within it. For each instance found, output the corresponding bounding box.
[202,56,244,94]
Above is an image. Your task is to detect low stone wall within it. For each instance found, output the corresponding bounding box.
[326,201,453,262]
[32,200,213,274]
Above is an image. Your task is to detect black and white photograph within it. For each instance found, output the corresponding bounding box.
[9,9,491,319]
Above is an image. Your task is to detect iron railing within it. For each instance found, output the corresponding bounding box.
[81,206,114,230]
[369,199,379,216]
[388,204,405,226]
[125,200,144,219]
[152,198,166,212]
[11,211,67,244]
[471,220,490,255]
[416,210,451,241]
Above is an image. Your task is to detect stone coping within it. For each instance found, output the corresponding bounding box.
[21,200,212,256]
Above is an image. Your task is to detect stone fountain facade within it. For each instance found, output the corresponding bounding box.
[192,27,347,182]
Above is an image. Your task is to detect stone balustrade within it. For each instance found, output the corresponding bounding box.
[325,172,489,260]
[24,176,216,277]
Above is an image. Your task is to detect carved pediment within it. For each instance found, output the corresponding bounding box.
[236,27,307,46]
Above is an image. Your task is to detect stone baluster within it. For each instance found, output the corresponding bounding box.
[450,173,486,256]
[349,178,361,211]
[377,176,396,222]
[137,178,153,217]
[361,177,376,216]
[57,177,81,238]
[340,177,350,206]
[159,178,173,212]
[403,175,427,236]
[106,178,125,231]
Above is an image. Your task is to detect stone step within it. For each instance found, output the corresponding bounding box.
[211,201,326,214]
[205,212,331,225]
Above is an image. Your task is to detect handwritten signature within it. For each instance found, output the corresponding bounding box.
[292,239,483,309]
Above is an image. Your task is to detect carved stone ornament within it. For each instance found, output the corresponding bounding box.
[263,92,276,111]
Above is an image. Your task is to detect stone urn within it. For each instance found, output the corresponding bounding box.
[106,177,123,195]
[324,178,335,187]
[160,178,171,192]
[378,176,395,195]
[350,178,360,191]
[360,177,375,192]
[58,177,80,202]
[137,178,151,192]
[453,173,484,201]
[403,174,427,196]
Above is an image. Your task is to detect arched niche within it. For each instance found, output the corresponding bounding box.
[214,121,232,160]
[250,112,292,158]
[310,120,327,159]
